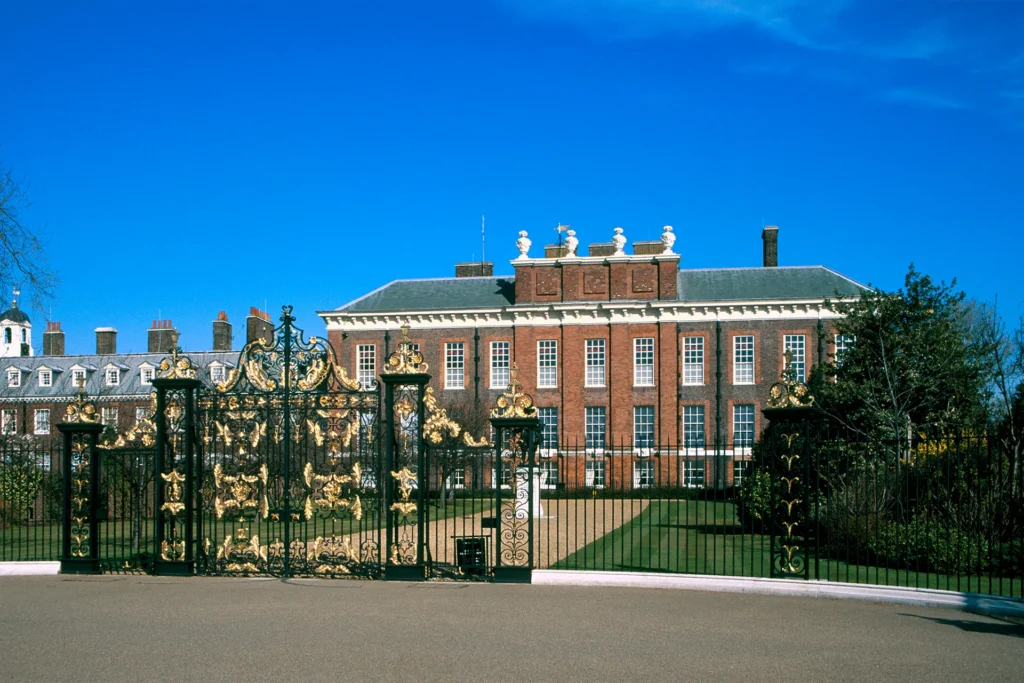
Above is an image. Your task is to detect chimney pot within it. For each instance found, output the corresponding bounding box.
[762,225,779,268]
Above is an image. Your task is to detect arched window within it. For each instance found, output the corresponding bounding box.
[21,329,26,342]
[3,328,10,344]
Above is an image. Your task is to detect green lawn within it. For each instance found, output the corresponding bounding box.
[552,500,1024,599]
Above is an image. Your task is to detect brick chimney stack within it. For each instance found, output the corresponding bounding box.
[246,307,273,346]
[43,321,65,356]
[213,311,232,351]
[148,319,179,353]
[762,225,779,268]
[95,327,117,355]
[454,262,494,278]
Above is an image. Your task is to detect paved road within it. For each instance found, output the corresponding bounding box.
[1,576,1022,682]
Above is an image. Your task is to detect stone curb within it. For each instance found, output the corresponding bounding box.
[532,570,1024,619]
[0,562,60,576]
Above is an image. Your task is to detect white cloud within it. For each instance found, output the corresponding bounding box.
[501,0,962,63]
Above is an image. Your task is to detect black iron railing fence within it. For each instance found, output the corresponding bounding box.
[0,438,62,562]
[4,431,1022,598]
[424,432,1023,597]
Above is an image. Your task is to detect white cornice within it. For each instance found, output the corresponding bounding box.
[510,254,680,267]
[320,298,847,332]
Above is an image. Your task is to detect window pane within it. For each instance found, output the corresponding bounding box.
[733,404,755,446]
[733,460,748,486]
[633,406,654,447]
[733,335,755,384]
[539,461,559,489]
[537,340,558,388]
[585,460,605,488]
[585,407,606,449]
[784,335,806,382]
[834,334,854,367]
[538,407,559,449]
[633,338,654,386]
[356,344,376,389]
[633,461,654,488]
[34,409,50,435]
[682,405,705,447]
[490,341,510,389]
[585,339,605,387]
[682,337,704,385]
[445,342,465,389]
[684,461,705,488]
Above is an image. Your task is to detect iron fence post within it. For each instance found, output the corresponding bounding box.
[57,418,104,574]
[379,370,430,581]
[282,306,292,576]
[153,376,201,575]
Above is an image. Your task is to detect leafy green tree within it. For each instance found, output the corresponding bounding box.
[814,265,989,455]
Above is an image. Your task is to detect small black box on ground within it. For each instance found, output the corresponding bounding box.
[455,536,487,575]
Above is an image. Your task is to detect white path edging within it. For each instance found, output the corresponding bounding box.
[532,570,1024,619]
[0,561,60,576]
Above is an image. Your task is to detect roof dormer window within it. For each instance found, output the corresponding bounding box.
[39,369,52,387]
[106,367,120,386]
[210,363,225,384]
[139,364,155,386]
[71,368,86,388]
[7,368,20,387]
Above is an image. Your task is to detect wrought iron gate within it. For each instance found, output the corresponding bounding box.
[187,307,383,577]
[59,306,542,581]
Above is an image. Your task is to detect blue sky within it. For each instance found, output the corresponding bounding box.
[1,0,1022,354]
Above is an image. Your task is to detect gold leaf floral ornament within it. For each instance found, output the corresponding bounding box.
[490,364,536,419]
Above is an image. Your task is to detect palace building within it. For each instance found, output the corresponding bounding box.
[319,225,862,488]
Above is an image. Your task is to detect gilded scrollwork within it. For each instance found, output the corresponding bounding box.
[498,434,531,567]
[158,345,198,380]
[302,462,363,521]
[215,526,267,573]
[214,306,362,394]
[69,439,91,558]
[772,429,807,577]
[212,463,269,520]
[161,540,185,562]
[389,466,418,565]
[490,364,537,419]
[64,390,99,424]
[767,350,815,408]
[382,325,429,375]
[161,470,186,515]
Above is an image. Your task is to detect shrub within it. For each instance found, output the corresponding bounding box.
[736,468,773,532]
[866,518,992,575]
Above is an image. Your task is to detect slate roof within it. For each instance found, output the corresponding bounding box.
[1,351,237,401]
[333,266,864,313]
[677,267,864,302]
[339,277,516,313]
